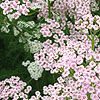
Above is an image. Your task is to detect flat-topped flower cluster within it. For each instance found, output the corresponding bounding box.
[75,14,100,32]
[0,0,43,19]
[0,76,32,100]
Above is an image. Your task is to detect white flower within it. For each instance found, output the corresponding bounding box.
[22,60,44,80]
[7,14,13,21]
[13,27,20,36]
[28,40,43,54]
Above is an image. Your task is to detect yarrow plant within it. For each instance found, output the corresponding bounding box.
[0,0,44,19]
[0,76,32,100]
[75,14,100,51]
[0,0,100,100]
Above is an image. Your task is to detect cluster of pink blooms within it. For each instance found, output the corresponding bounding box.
[40,19,60,37]
[75,14,100,33]
[0,0,33,19]
[33,10,100,98]
[38,0,93,30]
[38,0,68,30]
[67,21,84,35]
[34,31,99,73]
[67,0,91,20]
[33,68,100,100]
[33,32,100,99]
[0,76,32,100]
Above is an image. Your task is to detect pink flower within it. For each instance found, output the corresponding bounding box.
[13,94,19,100]
[93,24,99,30]
[91,76,99,83]
[94,54,100,61]
[62,70,70,77]
[81,23,86,28]
[86,54,92,60]
[89,61,96,68]
[78,76,85,82]
[12,12,20,19]
[57,76,64,83]
[89,70,96,76]
[90,94,99,100]
[26,1,32,8]
[87,24,93,29]
[74,72,80,79]
[22,8,29,15]
[76,56,83,65]
[88,86,95,93]
[82,29,88,34]
[70,63,77,69]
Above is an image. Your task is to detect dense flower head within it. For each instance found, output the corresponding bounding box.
[75,14,100,33]
[90,0,99,12]
[34,31,99,76]
[28,40,43,54]
[34,55,100,99]
[40,73,100,100]
[0,76,32,100]
[67,0,91,20]
[22,60,44,80]
[40,19,61,37]
[29,72,100,100]
[67,21,84,35]
[38,0,68,29]
[0,0,29,19]
[37,0,95,30]
[0,0,43,19]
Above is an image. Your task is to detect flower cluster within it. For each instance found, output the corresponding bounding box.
[27,40,43,54]
[67,0,91,20]
[17,21,35,30]
[1,18,10,33]
[90,0,99,12]
[67,21,84,35]
[45,56,100,100]
[15,20,41,42]
[38,0,94,29]
[40,19,60,37]
[75,14,100,33]
[22,60,44,80]
[1,19,42,54]
[33,69,100,100]
[38,0,68,29]
[0,0,31,19]
[34,32,99,73]
[0,0,45,20]
[0,76,32,100]
[32,36,100,99]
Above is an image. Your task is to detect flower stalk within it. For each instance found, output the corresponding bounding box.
[48,0,51,19]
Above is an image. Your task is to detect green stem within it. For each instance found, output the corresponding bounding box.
[26,10,40,16]
[90,30,95,51]
[92,38,95,51]
[86,34,92,41]
[95,34,100,42]
[48,0,51,19]
[95,28,100,33]
[27,78,33,85]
